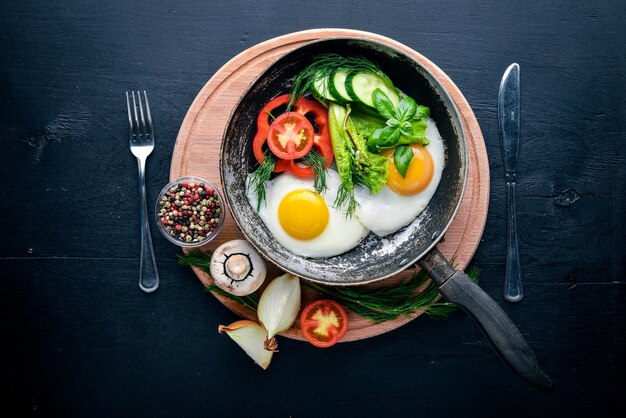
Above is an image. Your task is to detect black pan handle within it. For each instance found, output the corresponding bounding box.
[418,248,554,391]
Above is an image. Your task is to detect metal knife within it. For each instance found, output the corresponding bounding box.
[498,63,523,302]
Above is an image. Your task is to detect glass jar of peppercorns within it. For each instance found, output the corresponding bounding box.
[155,176,225,247]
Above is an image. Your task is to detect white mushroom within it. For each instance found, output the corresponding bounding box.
[210,240,266,296]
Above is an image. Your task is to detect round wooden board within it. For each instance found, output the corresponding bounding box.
[170,29,490,342]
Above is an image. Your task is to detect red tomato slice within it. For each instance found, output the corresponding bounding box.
[267,112,315,160]
[252,94,333,177]
[300,300,349,348]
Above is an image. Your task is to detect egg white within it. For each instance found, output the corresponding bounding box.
[354,118,446,237]
[246,169,369,258]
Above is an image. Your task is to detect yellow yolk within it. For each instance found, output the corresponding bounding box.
[278,189,329,240]
[384,144,434,195]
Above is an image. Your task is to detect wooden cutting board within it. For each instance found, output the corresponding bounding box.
[170,29,490,342]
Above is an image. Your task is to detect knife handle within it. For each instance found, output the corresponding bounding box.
[438,269,554,391]
[504,179,523,302]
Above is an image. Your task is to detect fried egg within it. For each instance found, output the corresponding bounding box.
[246,169,369,258]
[354,118,445,237]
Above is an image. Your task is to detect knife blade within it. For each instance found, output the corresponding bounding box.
[498,63,523,302]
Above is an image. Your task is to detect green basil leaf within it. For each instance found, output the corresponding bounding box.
[397,120,429,146]
[394,145,414,178]
[378,126,401,149]
[400,121,413,136]
[368,126,400,152]
[372,88,396,119]
[414,105,430,120]
[368,128,382,152]
[395,96,417,121]
[386,118,399,127]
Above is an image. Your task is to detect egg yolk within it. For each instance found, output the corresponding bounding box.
[384,144,434,195]
[278,189,329,240]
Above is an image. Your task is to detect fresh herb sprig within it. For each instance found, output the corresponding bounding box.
[368,89,431,177]
[205,284,260,312]
[301,149,328,193]
[304,267,479,322]
[177,249,213,271]
[247,151,276,211]
[368,89,430,152]
[178,250,478,323]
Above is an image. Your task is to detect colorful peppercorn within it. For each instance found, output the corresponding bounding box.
[158,182,222,244]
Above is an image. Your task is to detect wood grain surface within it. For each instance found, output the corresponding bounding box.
[169,29,490,341]
[1,0,624,417]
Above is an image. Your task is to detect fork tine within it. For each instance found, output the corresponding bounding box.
[125,92,134,141]
[137,90,147,139]
[131,91,140,140]
[142,91,154,139]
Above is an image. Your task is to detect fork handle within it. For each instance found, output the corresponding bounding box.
[504,180,523,302]
[137,158,159,293]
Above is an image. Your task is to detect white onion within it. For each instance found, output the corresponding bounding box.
[257,273,301,346]
[218,320,273,370]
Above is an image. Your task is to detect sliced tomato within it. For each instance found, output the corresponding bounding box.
[252,94,333,177]
[267,112,314,160]
[300,300,349,348]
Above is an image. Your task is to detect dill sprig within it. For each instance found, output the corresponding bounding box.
[305,267,479,322]
[178,250,479,323]
[177,249,213,270]
[334,182,358,218]
[247,151,276,211]
[301,149,328,193]
[289,54,389,107]
[204,284,260,312]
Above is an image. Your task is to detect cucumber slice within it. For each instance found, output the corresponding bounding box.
[328,70,352,102]
[310,72,335,101]
[346,72,400,108]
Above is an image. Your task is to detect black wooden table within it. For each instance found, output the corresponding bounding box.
[2,1,625,416]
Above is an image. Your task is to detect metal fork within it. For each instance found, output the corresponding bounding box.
[126,91,160,293]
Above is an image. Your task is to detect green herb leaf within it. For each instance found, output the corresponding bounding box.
[386,118,399,127]
[367,128,382,153]
[400,120,413,136]
[247,152,276,212]
[205,284,260,312]
[177,250,213,272]
[415,105,430,120]
[394,145,414,178]
[395,96,417,121]
[372,88,396,119]
[368,125,401,152]
[396,119,429,146]
[301,149,328,193]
